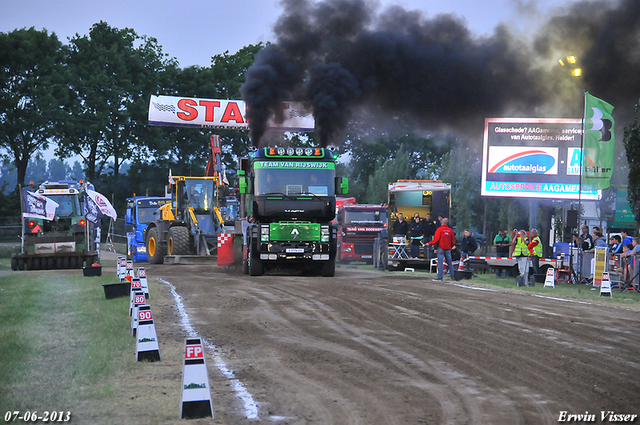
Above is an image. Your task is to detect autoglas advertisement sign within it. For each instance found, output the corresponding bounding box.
[481,118,600,200]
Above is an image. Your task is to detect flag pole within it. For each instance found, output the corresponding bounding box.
[577,90,587,284]
[19,184,25,254]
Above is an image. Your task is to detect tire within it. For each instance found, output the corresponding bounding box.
[46,257,55,269]
[69,256,78,269]
[18,258,25,271]
[248,244,264,276]
[168,227,190,256]
[146,227,166,264]
[11,256,18,271]
[32,257,41,270]
[321,257,336,277]
[62,256,70,269]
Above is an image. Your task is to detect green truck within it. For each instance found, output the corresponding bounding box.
[238,147,348,276]
[11,180,98,270]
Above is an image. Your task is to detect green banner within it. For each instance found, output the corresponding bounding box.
[254,161,335,170]
[582,92,615,190]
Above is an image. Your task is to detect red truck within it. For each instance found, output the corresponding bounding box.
[335,201,387,263]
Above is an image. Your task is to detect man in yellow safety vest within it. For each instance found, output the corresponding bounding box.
[512,230,531,287]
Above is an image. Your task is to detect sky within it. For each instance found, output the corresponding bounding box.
[0,0,573,68]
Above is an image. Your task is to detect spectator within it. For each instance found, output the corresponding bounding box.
[392,213,410,238]
[572,232,580,248]
[493,229,512,277]
[593,231,607,248]
[461,229,478,260]
[409,213,425,258]
[580,225,594,251]
[621,228,633,246]
[610,235,623,254]
[512,229,531,286]
[528,228,542,278]
[620,237,640,258]
[423,213,437,243]
[428,217,456,281]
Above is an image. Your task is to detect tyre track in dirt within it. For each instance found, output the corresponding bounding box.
[148,264,640,424]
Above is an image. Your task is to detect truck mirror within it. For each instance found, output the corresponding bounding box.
[239,176,247,194]
[125,210,132,224]
[335,177,349,195]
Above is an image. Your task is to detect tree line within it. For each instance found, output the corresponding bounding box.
[2,22,639,246]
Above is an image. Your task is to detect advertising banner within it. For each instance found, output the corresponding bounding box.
[148,95,314,131]
[21,189,58,220]
[481,118,600,200]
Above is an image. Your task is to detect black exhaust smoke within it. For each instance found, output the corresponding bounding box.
[241,0,640,147]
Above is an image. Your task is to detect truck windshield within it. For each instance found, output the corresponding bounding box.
[48,194,80,218]
[137,207,158,224]
[255,166,335,196]
[344,209,387,224]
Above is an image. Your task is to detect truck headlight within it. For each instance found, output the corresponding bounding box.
[321,225,330,243]
[261,225,270,242]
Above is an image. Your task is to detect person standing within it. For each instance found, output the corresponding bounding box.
[513,229,530,286]
[409,213,425,258]
[580,225,594,251]
[527,228,542,279]
[460,229,478,260]
[392,213,410,238]
[428,218,456,281]
[493,230,512,276]
[422,213,438,258]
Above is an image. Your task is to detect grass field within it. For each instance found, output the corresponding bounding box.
[0,259,184,425]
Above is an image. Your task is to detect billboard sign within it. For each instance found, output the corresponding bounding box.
[148,95,314,131]
[482,118,600,200]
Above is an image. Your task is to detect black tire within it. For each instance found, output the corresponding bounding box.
[11,256,18,271]
[32,257,41,270]
[18,258,25,271]
[62,256,70,269]
[248,244,264,276]
[69,256,78,269]
[168,226,190,256]
[146,227,165,264]
[46,257,55,269]
[27,257,33,270]
[321,258,336,277]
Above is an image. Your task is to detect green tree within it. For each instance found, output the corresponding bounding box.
[60,22,173,181]
[624,100,640,211]
[0,28,69,189]
[363,145,413,204]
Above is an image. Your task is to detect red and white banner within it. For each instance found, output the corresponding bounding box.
[148,95,315,131]
[86,189,117,220]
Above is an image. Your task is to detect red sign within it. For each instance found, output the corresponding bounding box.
[137,268,146,277]
[134,295,145,305]
[185,345,204,359]
[131,280,142,289]
[346,226,383,232]
[138,310,153,321]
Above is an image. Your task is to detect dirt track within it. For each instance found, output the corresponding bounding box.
[148,263,640,424]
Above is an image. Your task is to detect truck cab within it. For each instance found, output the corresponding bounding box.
[125,196,170,262]
[239,146,348,276]
[336,203,387,263]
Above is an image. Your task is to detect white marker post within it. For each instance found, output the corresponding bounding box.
[136,305,161,362]
[131,290,146,336]
[600,272,612,297]
[129,280,143,316]
[119,257,127,281]
[137,267,149,299]
[180,338,214,419]
[544,267,555,289]
[125,260,134,280]
[116,255,123,278]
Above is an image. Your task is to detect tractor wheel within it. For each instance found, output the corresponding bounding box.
[146,227,166,264]
[11,256,18,271]
[168,227,190,256]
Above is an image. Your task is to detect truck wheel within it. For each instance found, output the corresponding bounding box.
[321,258,336,277]
[146,227,166,264]
[46,257,54,269]
[168,227,190,256]
[11,256,18,271]
[18,258,25,271]
[248,245,264,276]
[62,256,70,269]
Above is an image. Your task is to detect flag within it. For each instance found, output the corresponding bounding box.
[84,191,102,224]
[169,169,175,184]
[85,189,118,220]
[222,164,229,185]
[582,92,615,190]
[21,188,59,221]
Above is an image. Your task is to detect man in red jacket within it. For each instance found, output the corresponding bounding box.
[428,217,456,281]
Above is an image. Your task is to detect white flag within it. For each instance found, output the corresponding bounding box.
[85,189,118,220]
